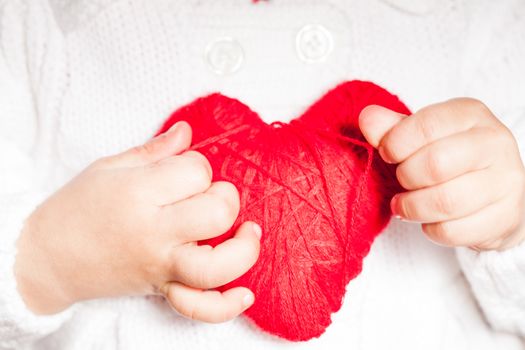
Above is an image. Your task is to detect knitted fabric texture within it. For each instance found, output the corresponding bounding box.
[3,1,525,349]
[156,81,410,341]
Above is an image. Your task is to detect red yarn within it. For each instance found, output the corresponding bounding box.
[156,81,410,341]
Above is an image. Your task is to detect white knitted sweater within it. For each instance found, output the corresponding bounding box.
[1,0,525,349]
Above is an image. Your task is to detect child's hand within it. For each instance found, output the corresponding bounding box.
[359,98,525,251]
[15,122,261,323]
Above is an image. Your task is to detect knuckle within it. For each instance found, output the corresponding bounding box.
[209,199,237,232]
[184,151,212,172]
[397,194,418,219]
[425,148,447,183]
[455,98,494,125]
[485,125,504,140]
[461,97,490,115]
[434,187,456,216]
[486,125,514,150]
[185,157,212,188]
[185,150,207,160]
[128,144,154,160]
[216,182,241,210]
[414,110,439,142]
[208,190,240,231]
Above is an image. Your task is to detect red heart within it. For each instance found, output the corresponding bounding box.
[156,81,410,341]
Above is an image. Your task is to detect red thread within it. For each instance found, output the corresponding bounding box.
[156,80,410,341]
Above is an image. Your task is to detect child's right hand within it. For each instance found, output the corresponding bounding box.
[14,122,261,323]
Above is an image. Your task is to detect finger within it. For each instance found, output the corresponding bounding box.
[163,283,255,323]
[396,128,498,190]
[169,221,262,289]
[158,181,239,240]
[108,121,192,167]
[359,105,404,148]
[380,98,493,164]
[392,169,508,223]
[144,151,213,205]
[422,195,522,250]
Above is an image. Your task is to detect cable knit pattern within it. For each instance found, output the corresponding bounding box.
[0,2,75,348]
[457,245,525,335]
[0,0,525,349]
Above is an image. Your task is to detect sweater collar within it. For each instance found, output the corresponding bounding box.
[48,0,441,34]
[379,0,441,15]
[48,0,116,33]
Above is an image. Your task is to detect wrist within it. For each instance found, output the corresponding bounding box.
[14,206,77,315]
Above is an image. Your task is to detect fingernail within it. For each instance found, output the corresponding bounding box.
[396,216,417,223]
[390,195,399,216]
[167,121,182,134]
[243,293,255,307]
[394,213,420,223]
[253,223,262,240]
[151,122,181,143]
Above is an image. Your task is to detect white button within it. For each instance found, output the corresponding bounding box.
[205,37,244,75]
[296,24,334,64]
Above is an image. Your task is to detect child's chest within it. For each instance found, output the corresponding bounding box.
[52,0,468,172]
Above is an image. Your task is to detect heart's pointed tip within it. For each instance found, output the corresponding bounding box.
[240,268,345,341]
[244,310,332,342]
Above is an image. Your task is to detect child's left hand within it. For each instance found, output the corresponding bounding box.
[359,98,525,251]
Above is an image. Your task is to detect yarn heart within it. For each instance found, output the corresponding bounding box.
[156,81,410,341]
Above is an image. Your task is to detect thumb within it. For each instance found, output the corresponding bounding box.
[110,121,192,167]
[359,105,405,148]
